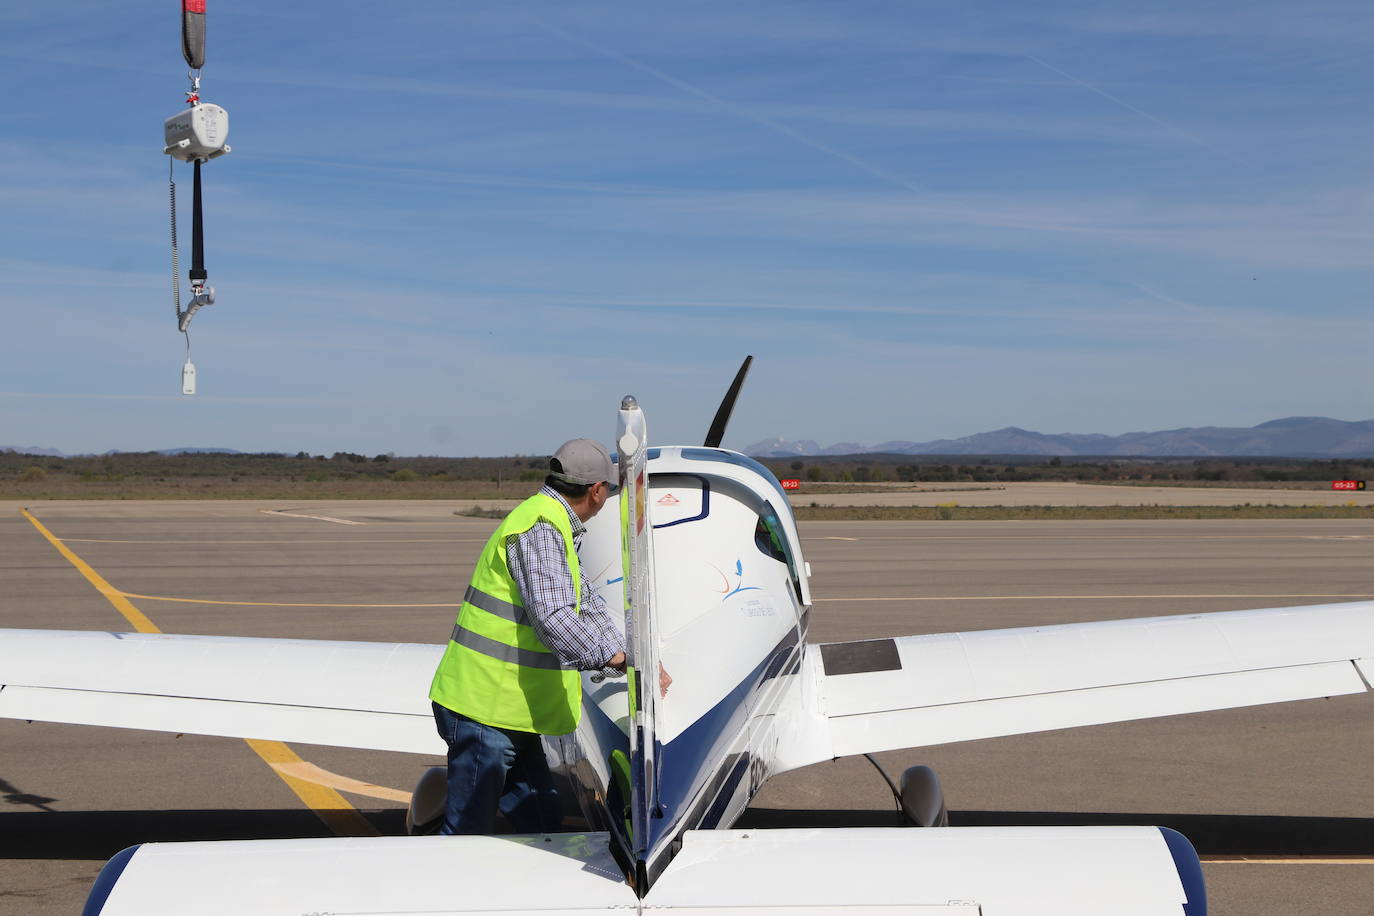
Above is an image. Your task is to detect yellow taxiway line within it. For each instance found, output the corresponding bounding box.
[21,508,381,838]
[122,592,458,609]
[22,509,161,634]
[266,759,413,804]
[62,537,485,544]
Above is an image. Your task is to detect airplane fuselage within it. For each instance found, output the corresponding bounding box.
[552,446,812,889]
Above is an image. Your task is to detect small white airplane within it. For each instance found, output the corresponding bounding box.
[2,358,1372,915]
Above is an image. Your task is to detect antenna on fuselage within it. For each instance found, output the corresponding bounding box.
[703,355,753,448]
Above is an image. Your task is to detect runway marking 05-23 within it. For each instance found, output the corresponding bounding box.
[20,508,383,838]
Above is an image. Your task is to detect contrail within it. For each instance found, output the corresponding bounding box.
[1024,54,1258,170]
[523,13,927,194]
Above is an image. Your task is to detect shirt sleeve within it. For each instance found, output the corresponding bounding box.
[506,522,626,670]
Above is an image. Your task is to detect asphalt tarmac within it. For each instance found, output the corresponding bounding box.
[1,501,1371,914]
[798,480,1374,507]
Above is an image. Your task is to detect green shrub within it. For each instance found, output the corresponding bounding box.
[392,468,418,482]
[19,466,45,481]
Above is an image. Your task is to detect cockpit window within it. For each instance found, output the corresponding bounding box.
[754,501,801,599]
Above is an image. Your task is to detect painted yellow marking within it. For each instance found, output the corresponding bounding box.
[21,508,380,838]
[246,740,382,835]
[268,760,413,804]
[260,508,365,526]
[63,537,485,544]
[812,593,1374,602]
[121,592,458,609]
[22,509,160,634]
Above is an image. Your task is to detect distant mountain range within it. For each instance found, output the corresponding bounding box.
[9,418,1374,460]
[745,417,1374,458]
[1,447,244,457]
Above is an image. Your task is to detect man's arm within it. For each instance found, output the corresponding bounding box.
[575,559,629,670]
[506,523,626,671]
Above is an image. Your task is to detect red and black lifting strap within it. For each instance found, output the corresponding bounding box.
[182,0,206,70]
[182,0,208,284]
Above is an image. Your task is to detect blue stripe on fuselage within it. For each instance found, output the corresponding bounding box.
[647,625,801,856]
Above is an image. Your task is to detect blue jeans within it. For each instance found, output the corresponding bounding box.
[431,702,562,835]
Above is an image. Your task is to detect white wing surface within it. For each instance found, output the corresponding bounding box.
[775,601,1374,771]
[84,827,1202,915]
[86,833,634,916]
[650,827,1201,915]
[0,629,444,754]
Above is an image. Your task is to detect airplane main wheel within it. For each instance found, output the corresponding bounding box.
[406,765,448,835]
[899,765,949,827]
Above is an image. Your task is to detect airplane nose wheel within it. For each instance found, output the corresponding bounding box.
[863,755,949,827]
[406,765,448,835]
[899,765,949,828]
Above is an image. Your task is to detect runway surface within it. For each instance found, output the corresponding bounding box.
[797,480,1374,507]
[1,500,1371,914]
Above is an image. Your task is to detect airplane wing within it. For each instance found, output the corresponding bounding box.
[0,629,444,754]
[775,600,1374,771]
[84,826,1202,915]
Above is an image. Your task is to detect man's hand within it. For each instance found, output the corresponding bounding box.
[599,653,669,696]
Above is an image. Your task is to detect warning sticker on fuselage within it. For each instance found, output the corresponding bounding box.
[650,474,705,527]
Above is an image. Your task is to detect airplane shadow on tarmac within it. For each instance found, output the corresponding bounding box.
[2,806,1371,860]
[738,808,1374,857]
[0,808,409,859]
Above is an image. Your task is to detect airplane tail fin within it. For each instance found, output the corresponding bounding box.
[616,396,660,884]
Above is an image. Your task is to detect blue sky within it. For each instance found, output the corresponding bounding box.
[2,2,1371,455]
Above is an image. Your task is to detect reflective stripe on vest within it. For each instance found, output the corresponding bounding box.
[449,622,571,671]
[428,492,584,735]
[463,584,527,625]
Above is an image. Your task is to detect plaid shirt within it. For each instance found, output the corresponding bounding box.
[505,486,626,671]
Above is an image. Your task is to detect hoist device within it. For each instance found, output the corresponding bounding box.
[164,0,230,395]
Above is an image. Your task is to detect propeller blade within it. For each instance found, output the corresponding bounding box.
[703,355,753,448]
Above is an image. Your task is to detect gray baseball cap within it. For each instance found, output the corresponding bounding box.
[550,438,616,489]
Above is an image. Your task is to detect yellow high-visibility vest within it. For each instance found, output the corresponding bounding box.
[429,493,583,735]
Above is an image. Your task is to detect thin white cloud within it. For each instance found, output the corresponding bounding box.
[520,13,929,194]
[1067,4,1374,45]
[1022,54,1258,169]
